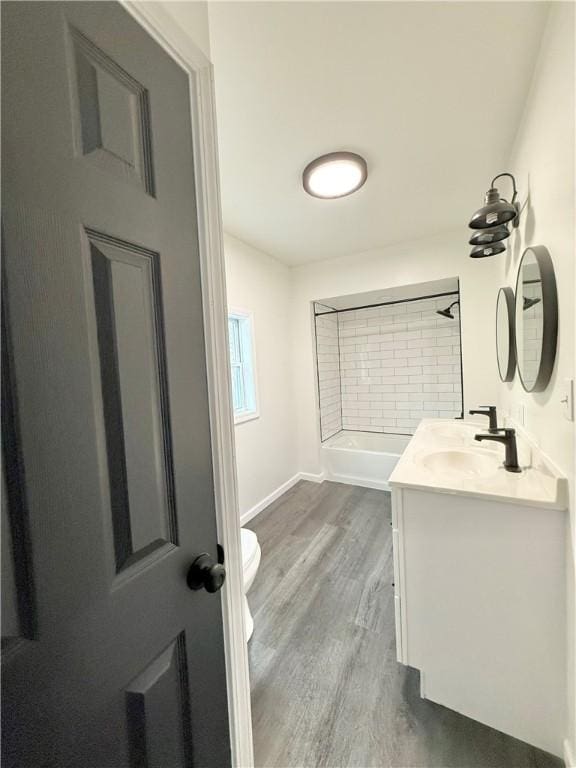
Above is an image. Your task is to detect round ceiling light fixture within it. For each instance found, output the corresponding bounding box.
[302,151,368,199]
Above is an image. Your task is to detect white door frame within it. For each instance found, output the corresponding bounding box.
[120,3,253,766]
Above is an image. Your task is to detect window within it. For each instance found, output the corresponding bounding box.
[228,311,258,424]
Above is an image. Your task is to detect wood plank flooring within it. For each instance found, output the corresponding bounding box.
[246,480,563,768]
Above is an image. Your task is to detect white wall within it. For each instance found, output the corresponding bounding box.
[497,3,575,760]
[292,229,500,475]
[224,234,298,518]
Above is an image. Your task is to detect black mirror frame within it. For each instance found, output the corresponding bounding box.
[496,286,516,382]
[514,245,558,393]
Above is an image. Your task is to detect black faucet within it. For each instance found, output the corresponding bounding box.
[469,405,498,433]
[475,428,522,473]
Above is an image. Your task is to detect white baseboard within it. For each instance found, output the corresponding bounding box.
[239,468,392,527]
[298,470,326,484]
[239,470,326,526]
[325,472,390,492]
[565,737,576,768]
[240,473,302,525]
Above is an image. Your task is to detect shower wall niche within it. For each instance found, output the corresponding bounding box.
[314,279,463,441]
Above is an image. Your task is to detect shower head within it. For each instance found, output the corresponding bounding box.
[523,296,541,311]
[436,300,460,320]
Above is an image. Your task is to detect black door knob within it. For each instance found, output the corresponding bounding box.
[187,553,226,593]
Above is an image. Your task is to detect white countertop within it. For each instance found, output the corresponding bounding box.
[388,419,567,510]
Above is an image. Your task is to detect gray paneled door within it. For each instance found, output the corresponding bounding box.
[1,2,231,766]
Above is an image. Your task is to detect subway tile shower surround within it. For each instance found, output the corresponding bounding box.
[316,313,343,440]
[520,281,543,388]
[317,296,463,438]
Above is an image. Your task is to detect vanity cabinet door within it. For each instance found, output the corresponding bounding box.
[397,487,565,756]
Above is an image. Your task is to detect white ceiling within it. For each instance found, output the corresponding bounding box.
[208,1,548,266]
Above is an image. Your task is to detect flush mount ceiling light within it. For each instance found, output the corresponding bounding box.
[303,151,368,199]
[468,172,520,258]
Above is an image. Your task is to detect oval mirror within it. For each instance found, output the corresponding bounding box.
[496,287,516,382]
[514,245,558,392]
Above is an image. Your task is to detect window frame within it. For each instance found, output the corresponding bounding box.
[228,308,259,425]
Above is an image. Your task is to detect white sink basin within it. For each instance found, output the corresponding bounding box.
[420,449,500,478]
[389,419,566,509]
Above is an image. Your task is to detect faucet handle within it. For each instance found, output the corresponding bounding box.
[469,406,499,432]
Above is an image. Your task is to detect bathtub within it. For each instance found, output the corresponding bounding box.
[322,430,412,491]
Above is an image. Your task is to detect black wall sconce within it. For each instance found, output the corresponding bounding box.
[468,172,520,258]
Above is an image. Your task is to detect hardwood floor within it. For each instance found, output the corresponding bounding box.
[246,480,563,768]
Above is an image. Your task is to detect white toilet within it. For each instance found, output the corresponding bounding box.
[240,528,261,640]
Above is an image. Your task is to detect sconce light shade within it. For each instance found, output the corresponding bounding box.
[469,188,519,229]
[469,225,510,246]
[470,242,506,258]
[468,173,521,259]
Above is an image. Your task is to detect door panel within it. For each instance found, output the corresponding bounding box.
[88,230,177,573]
[1,3,231,766]
[1,297,37,652]
[125,633,192,768]
[71,25,155,195]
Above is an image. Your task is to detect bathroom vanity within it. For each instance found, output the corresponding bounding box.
[389,420,567,757]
